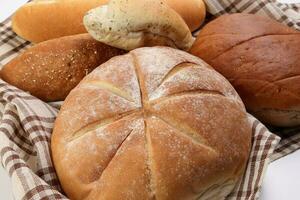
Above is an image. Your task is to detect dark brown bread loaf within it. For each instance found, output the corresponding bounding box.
[190,13,300,127]
[0,34,125,102]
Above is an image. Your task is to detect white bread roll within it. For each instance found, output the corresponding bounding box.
[12,0,205,43]
[52,47,251,200]
[83,0,195,51]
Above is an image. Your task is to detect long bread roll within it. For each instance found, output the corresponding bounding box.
[0,34,125,101]
[12,0,109,43]
[12,0,206,43]
[165,0,206,31]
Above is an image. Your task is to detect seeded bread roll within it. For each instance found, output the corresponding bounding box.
[190,13,300,127]
[83,0,195,51]
[52,47,251,200]
[0,34,125,101]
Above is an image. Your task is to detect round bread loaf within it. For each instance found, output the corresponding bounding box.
[190,13,300,127]
[51,47,251,200]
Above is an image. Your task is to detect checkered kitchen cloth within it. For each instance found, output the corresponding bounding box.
[0,0,300,200]
[203,0,300,30]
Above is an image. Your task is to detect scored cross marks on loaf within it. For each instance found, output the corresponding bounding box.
[51,47,251,200]
[70,61,222,152]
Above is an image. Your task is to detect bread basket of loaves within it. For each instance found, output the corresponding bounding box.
[0,0,299,199]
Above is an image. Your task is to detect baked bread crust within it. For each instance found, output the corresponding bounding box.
[163,0,206,32]
[83,0,194,51]
[0,34,125,101]
[12,0,204,43]
[12,0,108,43]
[51,47,251,200]
[190,13,300,127]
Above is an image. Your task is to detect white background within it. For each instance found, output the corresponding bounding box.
[0,0,300,200]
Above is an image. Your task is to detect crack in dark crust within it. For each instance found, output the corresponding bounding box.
[231,78,300,99]
[273,74,300,83]
[211,33,300,61]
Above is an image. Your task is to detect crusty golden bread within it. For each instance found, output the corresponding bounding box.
[12,0,205,43]
[0,34,125,102]
[190,13,300,127]
[84,0,195,51]
[51,47,251,200]
[164,0,206,32]
[12,0,109,43]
